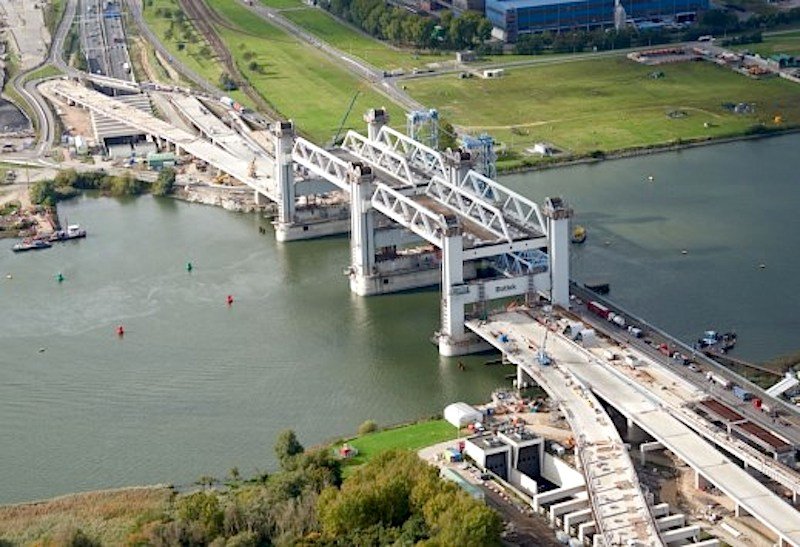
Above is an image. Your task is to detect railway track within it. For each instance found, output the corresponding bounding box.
[178,0,277,117]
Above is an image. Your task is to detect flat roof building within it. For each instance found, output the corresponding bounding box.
[486,0,708,41]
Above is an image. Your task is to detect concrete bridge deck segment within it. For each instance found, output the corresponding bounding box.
[467,316,663,546]
[41,79,276,199]
[471,310,800,547]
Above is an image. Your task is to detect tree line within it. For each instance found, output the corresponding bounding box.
[319,0,493,50]
[30,168,176,207]
[115,430,502,546]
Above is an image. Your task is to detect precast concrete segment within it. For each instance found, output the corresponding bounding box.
[475,311,800,547]
[42,80,275,198]
[466,317,663,546]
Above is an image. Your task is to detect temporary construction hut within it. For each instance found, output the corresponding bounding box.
[444,402,482,428]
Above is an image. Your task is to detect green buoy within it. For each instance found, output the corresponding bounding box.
[56,272,64,283]
[186,262,193,272]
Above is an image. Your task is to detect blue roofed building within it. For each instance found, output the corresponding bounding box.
[485,0,708,41]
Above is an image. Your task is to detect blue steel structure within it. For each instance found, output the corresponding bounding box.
[485,0,708,41]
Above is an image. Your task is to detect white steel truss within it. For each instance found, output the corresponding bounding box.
[493,250,549,277]
[425,176,512,243]
[459,171,547,236]
[371,184,446,248]
[291,137,351,192]
[374,126,447,182]
[342,131,418,188]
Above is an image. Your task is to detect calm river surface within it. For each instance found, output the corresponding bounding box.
[1,134,798,503]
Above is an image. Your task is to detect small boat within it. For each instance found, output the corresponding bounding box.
[12,239,53,253]
[571,225,587,244]
[50,224,87,242]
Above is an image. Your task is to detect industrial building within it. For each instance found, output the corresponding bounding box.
[485,0,708,41]
[464,426,544,494]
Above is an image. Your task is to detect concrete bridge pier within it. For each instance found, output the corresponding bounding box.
[543,197,572,309]
[272,121,298,242]
[438,225,490,357]
[365,107,389,141]
[348,166,376,296]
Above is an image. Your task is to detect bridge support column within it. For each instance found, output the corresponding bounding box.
[627,418,648,444]
[445,148,473,186]
[639,440,664,465]
[365,108,389,141]
[348,166,376,296]
[735,503,751,518]
[544,197,572,309]
[272,121,296,242]
[695,470,710,491]
[438,224,490,356]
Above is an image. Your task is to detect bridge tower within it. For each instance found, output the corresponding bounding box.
[365,108,389,141]
[544,197,572,308]
[348,164,377,295]
[272,121,297,242]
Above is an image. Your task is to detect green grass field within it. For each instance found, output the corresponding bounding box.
[405,56,800,161]
[338,420,457,470]
[740,31,800,57]
[207,0,405,142]
[282,8,448,71]
[259,0,306,9]
[142,0,249,105]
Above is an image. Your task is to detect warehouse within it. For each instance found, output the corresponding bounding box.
[486,0,707,41]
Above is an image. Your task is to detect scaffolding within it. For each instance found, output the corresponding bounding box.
[406,109,439,150]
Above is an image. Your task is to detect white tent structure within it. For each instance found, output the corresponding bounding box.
[444,402,482,428]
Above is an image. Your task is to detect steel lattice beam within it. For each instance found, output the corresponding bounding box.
[375,126,447,181]
[459,171,547,236]
[371,184,446,248]
[425,176,511,242]
[342,131,418,188]
[291,137,351,192]
[493,250,549,277]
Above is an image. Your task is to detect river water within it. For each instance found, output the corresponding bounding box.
[1,134,798,504]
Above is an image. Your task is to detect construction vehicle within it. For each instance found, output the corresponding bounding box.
[537,329,552,366]
[214,173,232,185]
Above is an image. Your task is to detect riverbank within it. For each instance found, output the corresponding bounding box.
[496,125,800,175]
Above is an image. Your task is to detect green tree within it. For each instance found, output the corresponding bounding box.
[177,491,224,539]
[152,167,176,196]
[29,180,57,206]
[275,429,304,470]
[358,420,378,435]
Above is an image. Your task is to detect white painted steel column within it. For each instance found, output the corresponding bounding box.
[348,166,376,296]
[364,108,389,141]
[273,121,295,238]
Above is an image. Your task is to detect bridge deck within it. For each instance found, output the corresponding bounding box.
[471,310,800,547]
[42,80,275,198]
[467,315,662,546]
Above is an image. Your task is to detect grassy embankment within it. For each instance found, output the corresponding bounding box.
[43,0,67,35]
[206,0,405,143]
[405,56,800,169]
[142,0,250,106]
[0,487,172,546]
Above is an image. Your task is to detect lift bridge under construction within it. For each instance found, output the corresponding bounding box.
[44,78,570,357]
[43,77,800,547]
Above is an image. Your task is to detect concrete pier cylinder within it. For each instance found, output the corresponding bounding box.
[348,165,376,295]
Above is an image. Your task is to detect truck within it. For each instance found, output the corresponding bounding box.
[122,62,130,73]
[220,96,235,108]
[587,300,611,319]
[608,313,626,328]
[623,355,638,369]
[732,385,753,401]
[707,371,732,389]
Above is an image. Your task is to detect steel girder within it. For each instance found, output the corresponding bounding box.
[375,126,447,182]
[493,249,549,277]
[459,171,547,236]
[342,131,418,188]
[425,176,511,243]
[371,184,446,248]
[291,137,351,192]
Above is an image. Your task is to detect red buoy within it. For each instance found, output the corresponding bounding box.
[116,325,125,337]
[226,295,234,306]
